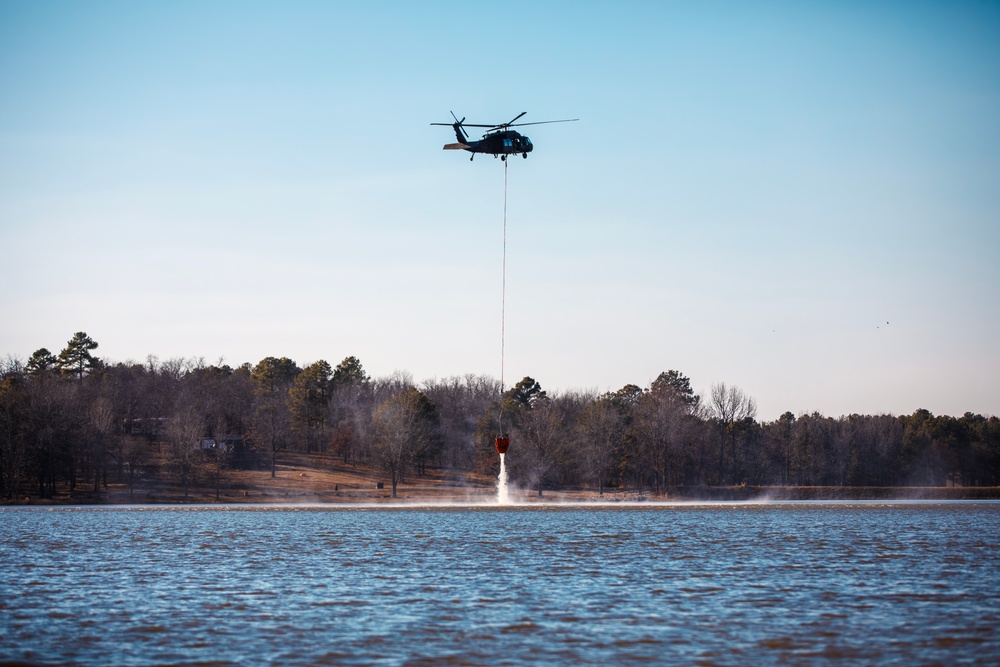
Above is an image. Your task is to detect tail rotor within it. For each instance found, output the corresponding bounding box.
[449,110,469,141]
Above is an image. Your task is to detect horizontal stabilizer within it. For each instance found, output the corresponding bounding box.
[443,143,469,150]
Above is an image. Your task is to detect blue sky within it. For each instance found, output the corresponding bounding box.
[2,1,998,420]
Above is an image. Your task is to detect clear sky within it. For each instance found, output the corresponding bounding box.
[2,1,998,420]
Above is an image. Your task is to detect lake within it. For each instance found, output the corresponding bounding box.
[2,502,998,666]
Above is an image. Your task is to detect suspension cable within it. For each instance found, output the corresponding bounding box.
[499,158,508,431]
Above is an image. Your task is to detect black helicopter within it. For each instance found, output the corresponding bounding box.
[432,112,578,161]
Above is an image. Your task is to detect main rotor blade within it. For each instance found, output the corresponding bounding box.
[505,111,527,126]
[434,114,578,130]
[507,118,579,127]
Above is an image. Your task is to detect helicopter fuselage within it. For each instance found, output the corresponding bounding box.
[444,125,533,160]
[434,112,576,161]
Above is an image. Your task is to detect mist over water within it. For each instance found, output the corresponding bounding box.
[2,503,998,666]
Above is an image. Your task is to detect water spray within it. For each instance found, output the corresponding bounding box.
[496,435,510,504]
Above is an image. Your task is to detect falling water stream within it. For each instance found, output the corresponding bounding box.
[497,453,510,504]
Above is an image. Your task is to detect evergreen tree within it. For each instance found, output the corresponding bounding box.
[506,376,547,410]
[25,349,58,375]
[250,357,299,394]
[290,360,333,452]
[651,370,697,406]
[332,356,370,390]
[58,332,99,380]
[250,357,299,477]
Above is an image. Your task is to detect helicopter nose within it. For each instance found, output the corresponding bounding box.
[524,136,533,151]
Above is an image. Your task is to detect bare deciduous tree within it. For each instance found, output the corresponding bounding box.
[711,383,757,485]
[578,394,621,496]
[371,387,438,498]
[516,397,569,497]
[166,403,203,499]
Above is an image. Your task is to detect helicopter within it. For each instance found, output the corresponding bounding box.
[432,112,578,161]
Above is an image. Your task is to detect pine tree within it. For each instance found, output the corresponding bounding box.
[58,332,99,380]
[25,348,58,375]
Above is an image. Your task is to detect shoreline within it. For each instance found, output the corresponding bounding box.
[8,452,997,506]
[5,485,999,506]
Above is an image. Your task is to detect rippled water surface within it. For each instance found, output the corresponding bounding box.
[2,502,999,666]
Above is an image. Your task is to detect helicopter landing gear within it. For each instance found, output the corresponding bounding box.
[522,153,528,159]
[501,154,506,162]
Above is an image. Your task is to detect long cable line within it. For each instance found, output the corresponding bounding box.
[501,158,507,395]
[499,158,508,433]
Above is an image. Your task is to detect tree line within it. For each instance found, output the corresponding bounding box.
[1,332,998,500]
